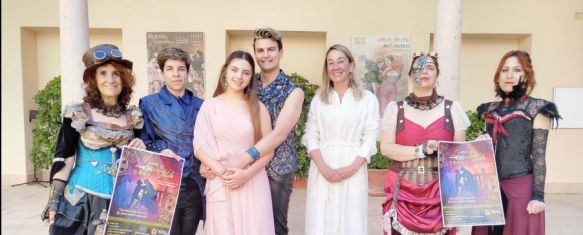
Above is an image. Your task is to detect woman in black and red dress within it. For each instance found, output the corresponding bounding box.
[473,50,560,235]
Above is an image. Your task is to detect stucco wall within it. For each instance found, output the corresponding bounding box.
[2,0,582,192]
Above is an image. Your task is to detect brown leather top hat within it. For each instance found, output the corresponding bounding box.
[82,44,133,82]
[82,44,133,70]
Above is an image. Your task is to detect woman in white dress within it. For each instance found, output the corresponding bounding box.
[302,44,380,235]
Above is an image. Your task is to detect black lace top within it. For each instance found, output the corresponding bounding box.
[477,97,561,202]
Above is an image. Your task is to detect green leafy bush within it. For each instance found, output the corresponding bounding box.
[30,76,62,170]
[288,73,319,179]
[368,141,391,169]
[465,110,485,141]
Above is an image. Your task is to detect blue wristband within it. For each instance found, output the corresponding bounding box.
[246,146,261,160]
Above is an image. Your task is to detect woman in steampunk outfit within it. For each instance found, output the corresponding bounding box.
[41,44,145,235]
[380,52,471,235]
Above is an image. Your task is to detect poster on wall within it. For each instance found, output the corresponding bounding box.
[147,32,205,98]
[438,139,505,227]
[104,147,184,235]
[352,35,411,117]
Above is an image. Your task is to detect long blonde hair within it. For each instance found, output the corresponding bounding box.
[319,44,362,104]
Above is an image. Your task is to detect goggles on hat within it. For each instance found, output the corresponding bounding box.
[93,49,123,62]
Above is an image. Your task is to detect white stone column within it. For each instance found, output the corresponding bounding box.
[59,0,89,107]
[434,0,462,100]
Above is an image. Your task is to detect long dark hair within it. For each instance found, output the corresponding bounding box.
[213,51,262,141]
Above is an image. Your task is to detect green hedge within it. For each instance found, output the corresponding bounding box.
[30,76,62,170]
[288,73,319,178]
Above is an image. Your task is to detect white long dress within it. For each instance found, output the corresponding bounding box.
[302,88,379,235]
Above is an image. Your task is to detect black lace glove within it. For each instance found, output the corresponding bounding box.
[41,179,66,221]
[531,128,549,202]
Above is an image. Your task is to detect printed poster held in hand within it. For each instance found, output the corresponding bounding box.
[104,146,184,235]
[438,139,505,227]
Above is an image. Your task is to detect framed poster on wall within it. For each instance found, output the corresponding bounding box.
[147,32,205,98]
[352,35,411,117]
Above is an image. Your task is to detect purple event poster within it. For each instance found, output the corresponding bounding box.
[105,147,184,235]
[438,139,505,227]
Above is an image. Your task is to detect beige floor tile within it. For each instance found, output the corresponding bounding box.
[2,185,581,235]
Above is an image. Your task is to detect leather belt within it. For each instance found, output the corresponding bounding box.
[390,162,438,174]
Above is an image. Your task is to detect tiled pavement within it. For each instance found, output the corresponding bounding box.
[2,184,582,234]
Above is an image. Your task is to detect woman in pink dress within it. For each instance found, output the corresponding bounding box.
[380,52,471,234]
[193,51,275,235]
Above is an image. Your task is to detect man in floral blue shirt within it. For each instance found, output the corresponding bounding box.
[234,27,304,235]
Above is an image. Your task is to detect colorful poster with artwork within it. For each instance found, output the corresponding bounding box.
[352,35,411,117]
[104,147,184,235]
[438,139,505,227]
[147,32,205,98]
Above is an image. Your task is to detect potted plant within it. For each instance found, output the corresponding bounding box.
[368,142,390,196]
[288,73,319,188]
[30,76,62,179]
